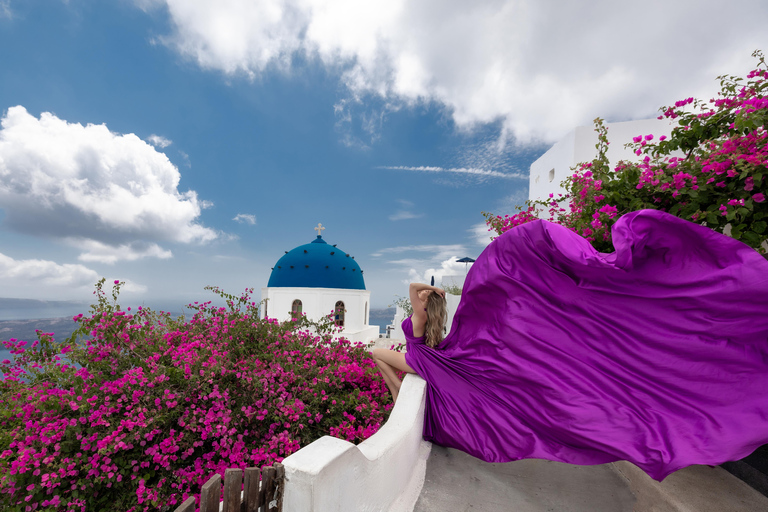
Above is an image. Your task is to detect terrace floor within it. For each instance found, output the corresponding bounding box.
[413,445,768,512]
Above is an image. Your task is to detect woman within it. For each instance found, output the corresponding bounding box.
[372,283,447,404]
[373,209,768,481]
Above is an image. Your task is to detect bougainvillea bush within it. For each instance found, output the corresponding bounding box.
[0,281,392,511]
[484,50,768,256]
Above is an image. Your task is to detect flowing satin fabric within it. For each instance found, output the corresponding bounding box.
[403,209,768,481]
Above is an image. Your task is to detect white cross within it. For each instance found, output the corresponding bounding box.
[314,223,325,237]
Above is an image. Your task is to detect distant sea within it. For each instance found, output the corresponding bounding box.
[0,303,397,368]
[369,308,396,334]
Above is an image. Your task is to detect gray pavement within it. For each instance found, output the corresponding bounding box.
[413,446,768,512]
[413,446,636,512]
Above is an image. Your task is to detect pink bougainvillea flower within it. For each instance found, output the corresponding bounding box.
[753,193,766,203]
[744,177,755,191]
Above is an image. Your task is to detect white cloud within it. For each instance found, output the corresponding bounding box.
[389,211,421,221]
[0,252,149,299]
[371,243,466,261]
[233,213,257,225]
[135,0,768,143]
[0,252,98,288]
[388,199,422,221]
[178,150,191,167]
[76,240,173,264]
[0,106,217,262]
[408,256,473,286]
[470,222,494,247]
[147,134,173,148]
[379,165,525,181]
[0,1,11,19]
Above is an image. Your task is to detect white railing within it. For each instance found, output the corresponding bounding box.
[282,374,431,511]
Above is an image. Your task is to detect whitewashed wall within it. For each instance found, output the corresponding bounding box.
[261,287,378,343]
[529,118,678,203]
[282,374,432,512]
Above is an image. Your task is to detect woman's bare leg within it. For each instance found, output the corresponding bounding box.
[372,348,416,404]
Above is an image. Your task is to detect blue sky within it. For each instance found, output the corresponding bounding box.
[0,0,766,315]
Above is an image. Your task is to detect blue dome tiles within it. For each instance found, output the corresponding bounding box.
[267,235,366,290]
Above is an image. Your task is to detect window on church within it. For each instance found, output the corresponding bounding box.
[334,301,345,328]
[365,302,368,324]
[291,299,303,320]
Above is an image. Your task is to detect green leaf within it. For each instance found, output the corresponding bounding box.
[742,230,761,245]
[706,212,719,224]
[752,221,767,234]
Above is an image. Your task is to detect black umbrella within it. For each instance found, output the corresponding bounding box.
[456,256,475,273]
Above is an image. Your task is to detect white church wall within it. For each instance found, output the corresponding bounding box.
[261,287,377,343]
[529,118,678,205]
[282,374,431,512]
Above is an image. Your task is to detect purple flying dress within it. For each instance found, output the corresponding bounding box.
[403,209,768,481]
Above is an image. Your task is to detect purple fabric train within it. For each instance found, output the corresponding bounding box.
[403,209,768,481]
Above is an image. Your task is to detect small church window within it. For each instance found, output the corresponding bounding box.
[334,301,345,328]
[548,168,555,182]
[291,299,303,320]
[365,302,368,324]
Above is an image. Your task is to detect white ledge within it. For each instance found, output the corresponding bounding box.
[282,374,431,512]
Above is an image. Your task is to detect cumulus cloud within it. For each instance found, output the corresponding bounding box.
[146,134,173,148]
[408,256,473,286]
[76,240,173,265]
[0,252,98,288]
[233,213,257,225]
[134,0,768,143]
[0,106,217,263]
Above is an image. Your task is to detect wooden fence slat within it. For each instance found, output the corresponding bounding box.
[223,468,243,512]
[243,467,261,512]
[260,466,276,512]
[200,473,222,512]
[173,496,196,512]
[273,463,285,512]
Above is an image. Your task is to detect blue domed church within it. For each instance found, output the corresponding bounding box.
[261,224,379,343]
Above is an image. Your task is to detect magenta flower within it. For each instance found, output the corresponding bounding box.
[753,193,766,203]
[744,177,754,191]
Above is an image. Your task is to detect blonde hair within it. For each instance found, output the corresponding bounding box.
[425,293,448,348]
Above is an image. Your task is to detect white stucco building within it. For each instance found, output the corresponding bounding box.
[529,118,678,202]
[261,224,379,344]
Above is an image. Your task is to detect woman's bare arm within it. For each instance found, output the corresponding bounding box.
[408,283,446,325]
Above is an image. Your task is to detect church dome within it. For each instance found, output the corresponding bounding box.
[268,233,366,290]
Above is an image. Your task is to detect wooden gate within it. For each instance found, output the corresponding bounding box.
[174,463,285,512]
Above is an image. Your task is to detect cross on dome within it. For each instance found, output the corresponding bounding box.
[314,223,325,237]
